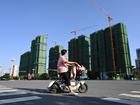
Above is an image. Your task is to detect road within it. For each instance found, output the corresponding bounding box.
[0,80,140,105]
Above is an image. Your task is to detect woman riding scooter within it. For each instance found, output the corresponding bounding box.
[57,49,80,95]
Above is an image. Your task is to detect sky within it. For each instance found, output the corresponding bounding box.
[0,0,140,73]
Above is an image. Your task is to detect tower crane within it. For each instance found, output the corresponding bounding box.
[70,25,97,38]
[92,0,113,26]
[52,41,57,46]
[93,0,116,74]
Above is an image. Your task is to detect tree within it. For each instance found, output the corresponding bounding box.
[34,73,40,80]
[0,73,10,80]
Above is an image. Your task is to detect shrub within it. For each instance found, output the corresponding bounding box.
[39,73,49,80]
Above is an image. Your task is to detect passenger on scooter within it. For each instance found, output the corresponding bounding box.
[71,65,86,80]
[57,49,80,95]
[70,64,82,80]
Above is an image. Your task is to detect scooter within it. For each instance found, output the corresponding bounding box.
[48,66,88,93]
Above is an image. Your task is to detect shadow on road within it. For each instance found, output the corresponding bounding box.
[14,88,128,105]
[16,87,48,93]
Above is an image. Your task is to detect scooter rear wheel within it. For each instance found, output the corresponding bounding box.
[78,83,88,93]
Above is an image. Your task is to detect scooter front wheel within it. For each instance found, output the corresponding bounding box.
[78,83,88,93]
[49,83,59,94]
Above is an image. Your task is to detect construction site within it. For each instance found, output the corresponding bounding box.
[67,0,132,80]
[16,0,134,80]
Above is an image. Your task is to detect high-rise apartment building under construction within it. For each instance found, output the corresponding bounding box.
[48,45,63,78]
[68,35,91,71]
[48,45,63,70]
[136,48,140,72]
[19,51,31,76]
[19,35,47,77]
[90,23,132,79]
[30,35,47,74]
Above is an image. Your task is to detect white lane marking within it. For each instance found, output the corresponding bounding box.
[0,96,41,104]
[102,97,140,105]
[0,91,27,96]
[131,91,140,94]
[119,93,140,98]
[0,86,19,93]
[0,89,18,93]
[102,97,120,101]
[0,87,14,90]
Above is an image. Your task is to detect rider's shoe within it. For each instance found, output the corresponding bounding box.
[69,92,78,96]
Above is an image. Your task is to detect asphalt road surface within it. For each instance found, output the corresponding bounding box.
[0,80,140,105]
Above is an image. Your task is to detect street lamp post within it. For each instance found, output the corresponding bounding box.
[32,69,35,79]
[32,68,35,74]
[10,59,15,79]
